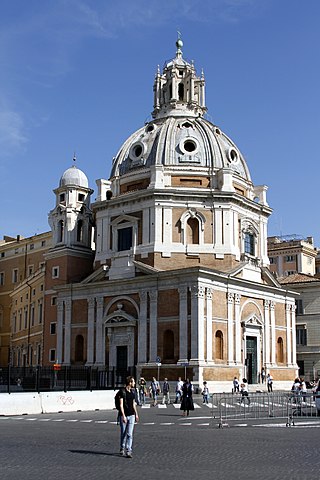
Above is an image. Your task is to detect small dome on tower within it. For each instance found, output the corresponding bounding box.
[59,165,89,188]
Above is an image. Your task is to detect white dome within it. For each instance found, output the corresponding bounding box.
[59,165,89,188]
[111,116,251,182]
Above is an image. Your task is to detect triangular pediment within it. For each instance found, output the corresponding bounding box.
[81,265,109,284]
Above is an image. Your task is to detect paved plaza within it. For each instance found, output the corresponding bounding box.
[1,399,320,480]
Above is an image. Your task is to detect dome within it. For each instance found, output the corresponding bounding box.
[110,40,251,184]
[59,165,89,188]
[110,116,251,182]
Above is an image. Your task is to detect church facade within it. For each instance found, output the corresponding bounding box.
[47,39,297,389]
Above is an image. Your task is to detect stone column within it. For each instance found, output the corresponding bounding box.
[178,286,188,363]
[95,297,104,365]
[56,300,64,364]
[285,303,292,366]
[149,290,158,363]
[291,304,297,365]
[206,288,213,361]
[264,300,270,366]
[227,293,234,364]
[234,294,241,363]
[86,297,95,365]
[138,291,147,363]
[64,299,72,365]
[270,301,276,365]
[190,284,205,362]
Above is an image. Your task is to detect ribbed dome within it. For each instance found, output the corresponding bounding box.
[110,116,251,182]
[59,165,89,188]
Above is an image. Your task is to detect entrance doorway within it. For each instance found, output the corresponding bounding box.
[116,346,128,384]
[246,336,257,384]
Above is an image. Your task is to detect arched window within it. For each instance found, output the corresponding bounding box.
[75,335,84,362]
[163,330,174,362]
[58,220,64,243]
[277,337,284,364]
[215,330,224,360]
[178,83,184,101]
[77,220,83,242]
[186,217,199,244]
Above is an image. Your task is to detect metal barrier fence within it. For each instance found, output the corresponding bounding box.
[0,365,136,393]
[211,392,320,428]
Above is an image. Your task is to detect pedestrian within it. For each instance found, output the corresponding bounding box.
[180,378,195,416]
[300,377,307,402]
[162,378,170,404]
[202,381,209,404]
[232,376,240,394]
[175,376,183,403]
[150,376,160,406]
[261,367,266,384]
[267,373,273,393]
[239,379,250,405]
[118,376,139,458]
[138,377,147,405]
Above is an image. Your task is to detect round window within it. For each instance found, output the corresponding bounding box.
[179,137,199,156]
[228,148,239,163]
[129,142,145,161]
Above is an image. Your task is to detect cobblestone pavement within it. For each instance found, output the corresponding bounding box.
[1,401,320,480]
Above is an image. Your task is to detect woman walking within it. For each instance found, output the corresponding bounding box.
[180,378,195,416]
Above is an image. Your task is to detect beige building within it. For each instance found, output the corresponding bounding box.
[47,39,297,390]
[268,235,317,278]
[279,273,320,382]
[0,232,51,365]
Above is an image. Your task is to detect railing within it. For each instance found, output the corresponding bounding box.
[0,365,136,393]
[213,392,320,428]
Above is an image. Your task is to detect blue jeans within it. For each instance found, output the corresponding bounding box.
[119,414,135,453]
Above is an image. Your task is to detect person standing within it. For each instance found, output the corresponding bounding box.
[175,376,183,403]
[202,381,209,404]
[138,377,147,405]
[150,377,160,406]
[162,378,170,404]
[261,367,266,384]
[232,376,240,394]
[180,378,195,416]
[119,376,139,458]
[267,373,273,393]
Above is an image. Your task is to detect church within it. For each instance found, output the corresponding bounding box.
[45,38,298,390]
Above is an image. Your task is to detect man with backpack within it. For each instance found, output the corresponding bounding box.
[116,376,139,458]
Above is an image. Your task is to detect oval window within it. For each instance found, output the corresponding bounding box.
[184,140,197,153]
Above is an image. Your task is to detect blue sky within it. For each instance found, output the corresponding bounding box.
[1,0,320,245]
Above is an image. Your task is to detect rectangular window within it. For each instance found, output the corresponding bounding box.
[285,255,295,262]
[52,266,59,279]
[0,272,4,286]
[12,269,18,283]
[32,288,36,296]
[28,266,33,276]
[24,308,28,329]
[296,299,304,315]
[1,252,5,258]
[59,193,65,202]
[78,193,85,202]
[29,244,34,250]
[269,257,276,264]
[51,296,57,306]
[244,233,255,256]
[296,326,307,346]
[40,284,44,291]
[118,227,133,251]
[41,240,46,247]
[13,313,17,333]
[38,302,43,324]
[49,349,56,362]
[31,305,35,326]
[50,323,57,335]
